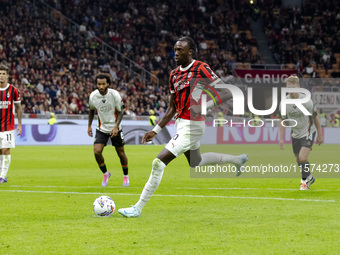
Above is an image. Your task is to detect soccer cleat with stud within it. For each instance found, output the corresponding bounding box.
[0,177,6,183]
[235,154,249,177]
[300,174,315,190]
[123,176,129,186]
[102,172,111,187]
[118,205,141,218]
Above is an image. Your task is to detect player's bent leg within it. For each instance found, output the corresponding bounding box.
[94,144,105,164]
[115,146,128,165]
[115,146,129,186]
[102,171,111,187]
[196,152,248,176]
[0,151,11,182]
[0,155,3,178]
[184,149,201,168]
[119,149,175,218]
[123,175,129,186]
[300,174,315,190]
[118,158,166,218]
[118,205,141,218]
[298,147,315,190]
[93,144,111,186]
[234,154,249,176]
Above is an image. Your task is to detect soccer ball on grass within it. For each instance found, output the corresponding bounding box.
[93,196,115,217]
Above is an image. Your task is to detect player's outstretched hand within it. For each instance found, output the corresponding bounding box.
[142,131,157,144]
[316,135,324,145]
[279,140,284,150]
[88,126,93,137]
[189,105,202,117]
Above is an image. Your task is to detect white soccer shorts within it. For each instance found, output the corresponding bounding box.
[0,130,16,149]
[165,118,205,157]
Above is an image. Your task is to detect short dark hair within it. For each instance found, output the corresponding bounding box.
[178,36,197,56]
[0,64,9,73]
[94,73,112,85]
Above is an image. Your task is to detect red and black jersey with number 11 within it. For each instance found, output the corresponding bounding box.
[0,84,21,131]
[169,60,220,121]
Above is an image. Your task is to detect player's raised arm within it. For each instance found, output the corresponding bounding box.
[142,94,176,144]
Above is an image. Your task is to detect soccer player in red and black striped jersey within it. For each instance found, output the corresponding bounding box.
[118,37,248,217]
[0,64,22,183]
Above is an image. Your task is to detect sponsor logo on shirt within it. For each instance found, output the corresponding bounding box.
[0,101,11,109]
[99,104,113,113]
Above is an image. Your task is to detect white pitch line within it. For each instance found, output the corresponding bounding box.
[175,187,339,192]
[0,189,335,203]
[5,185,340,192]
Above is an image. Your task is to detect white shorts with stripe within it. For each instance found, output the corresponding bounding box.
[165,118,205,157]
[0,130,15,149]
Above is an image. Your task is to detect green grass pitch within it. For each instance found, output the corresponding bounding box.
[0,144,339,254]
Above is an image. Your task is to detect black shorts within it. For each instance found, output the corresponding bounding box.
[94,129,125,147]
[292,132,316,154]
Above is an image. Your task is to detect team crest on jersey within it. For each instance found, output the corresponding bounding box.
[188,72,192,78]
[7,93,10,98]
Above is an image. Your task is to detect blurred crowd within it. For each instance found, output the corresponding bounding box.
[2,0,338,118]
[0,0,259,116]
[261,0,340,77]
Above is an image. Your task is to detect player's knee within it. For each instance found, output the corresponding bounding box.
[118,151,126,160]
[189,154,202,168]
[2,148,10,155]
[152,158,165,172]
[93,148,102,157]
[150,158,165,186]
[189,158,201,168]
[298,156,308,163]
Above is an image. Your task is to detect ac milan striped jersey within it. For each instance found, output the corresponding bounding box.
[169,60,221,121]
[0,84,21,132]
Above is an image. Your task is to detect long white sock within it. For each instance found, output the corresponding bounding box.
[0,155,11,179]
[135,158,166,211]
[0,155,3,176]
[198,152,240,166]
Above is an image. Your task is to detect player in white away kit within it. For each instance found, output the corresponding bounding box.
[119,36,248,217]
[88,73,129,187]
[0,64,22,183]
[279,75,323,190]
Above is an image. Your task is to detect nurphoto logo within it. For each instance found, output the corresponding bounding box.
[200,83,312,128]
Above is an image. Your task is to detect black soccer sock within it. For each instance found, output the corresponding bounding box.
[299,161,310,180]
[122,164,128,175]
[99,163,107,174]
